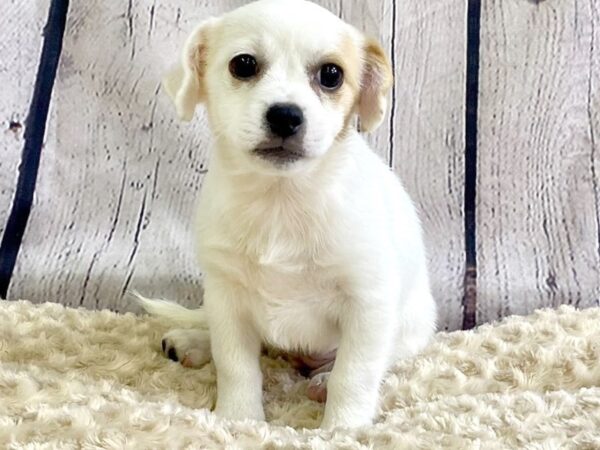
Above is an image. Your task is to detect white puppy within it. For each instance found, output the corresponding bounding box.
[138,0,436,429]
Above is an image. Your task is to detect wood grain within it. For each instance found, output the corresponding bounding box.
[8,1,250,310]
[392,0,467,330]
[477,0,600,322]
[0,0,49,237]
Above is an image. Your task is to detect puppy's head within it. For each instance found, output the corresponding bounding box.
[164,0,392,173]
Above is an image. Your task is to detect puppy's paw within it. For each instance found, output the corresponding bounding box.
[161,328,211,368]
[307,371,329,403]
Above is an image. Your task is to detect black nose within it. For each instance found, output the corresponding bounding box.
[266,103,304,138]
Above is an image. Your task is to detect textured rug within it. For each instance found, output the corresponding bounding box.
[1,301,599,449]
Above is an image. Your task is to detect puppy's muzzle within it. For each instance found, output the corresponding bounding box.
[254,103,305,165]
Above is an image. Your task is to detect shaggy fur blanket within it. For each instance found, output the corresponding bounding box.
[1,300,599,449]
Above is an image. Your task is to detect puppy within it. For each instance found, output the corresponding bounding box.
[138,0,437,429]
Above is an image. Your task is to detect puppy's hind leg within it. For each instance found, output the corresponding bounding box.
[161,328,212,368]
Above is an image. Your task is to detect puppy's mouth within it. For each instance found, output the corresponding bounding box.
[253,142,304,165]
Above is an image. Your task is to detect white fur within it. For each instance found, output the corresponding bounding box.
[139,0,436,429]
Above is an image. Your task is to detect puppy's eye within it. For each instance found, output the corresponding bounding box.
[319,63,343,90]
[229,54,258,79]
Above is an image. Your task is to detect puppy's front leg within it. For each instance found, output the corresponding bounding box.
[204,278,264,421]
[320,290,395,429]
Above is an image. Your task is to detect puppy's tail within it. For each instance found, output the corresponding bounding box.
[132,291,208,329]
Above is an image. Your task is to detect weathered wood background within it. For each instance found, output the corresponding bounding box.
[0,0,598,330]
[477,0,600,322]
[0,1,48,246]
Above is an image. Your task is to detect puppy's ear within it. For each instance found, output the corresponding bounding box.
[163,18,218,121]
[358,39,393,133]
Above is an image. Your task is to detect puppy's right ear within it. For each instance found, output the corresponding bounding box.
[163,18,218,121]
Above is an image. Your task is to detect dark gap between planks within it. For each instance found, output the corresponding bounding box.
[462,0,482,329]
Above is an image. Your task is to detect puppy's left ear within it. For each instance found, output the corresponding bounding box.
[163,18,218,121]
[358,39,394,133]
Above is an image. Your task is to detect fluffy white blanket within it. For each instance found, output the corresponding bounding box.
[1,300,599,449]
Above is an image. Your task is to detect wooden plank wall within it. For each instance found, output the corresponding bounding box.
[392,1,466,330]
[0,0,597,330]
[0,1,49,236]
[8,0,217,311]
[477,0,600,321]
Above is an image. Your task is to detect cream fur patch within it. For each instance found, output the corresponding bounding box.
[1,300,599,448]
